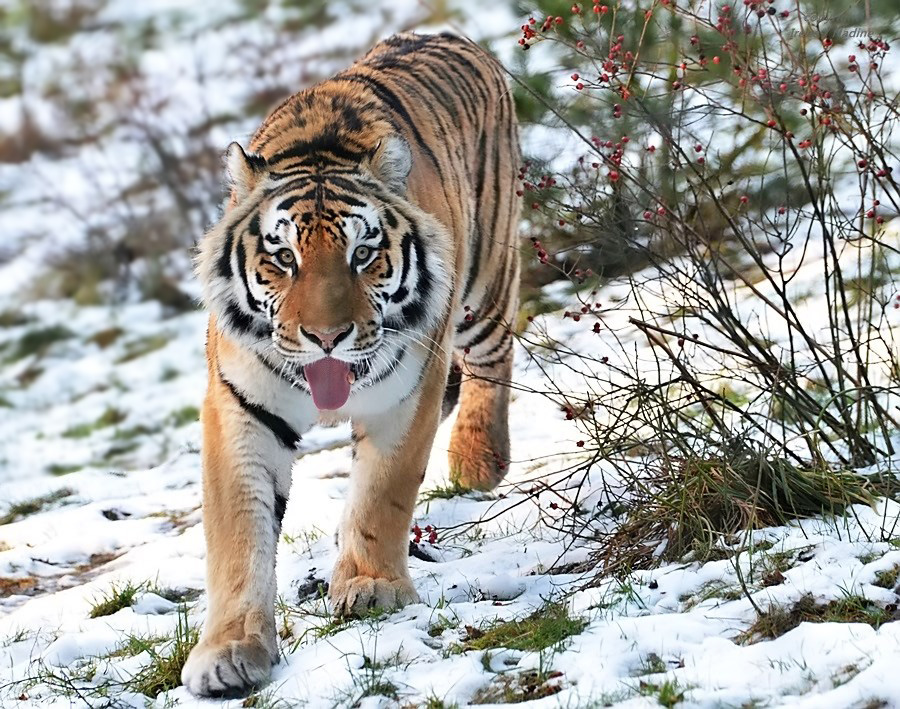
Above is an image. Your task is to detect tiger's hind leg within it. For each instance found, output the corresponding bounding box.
[448,307,516,491]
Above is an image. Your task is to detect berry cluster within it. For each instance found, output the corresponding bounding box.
[411,524,438,544]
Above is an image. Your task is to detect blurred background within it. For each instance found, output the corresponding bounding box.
[0,0,896,485]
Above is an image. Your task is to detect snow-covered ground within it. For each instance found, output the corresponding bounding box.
[2,1,900,707]
[1,269,900,707]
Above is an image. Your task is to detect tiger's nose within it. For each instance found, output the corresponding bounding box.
[299,324,354,353]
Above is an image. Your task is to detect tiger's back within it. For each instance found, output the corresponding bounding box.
[183,33,520,697]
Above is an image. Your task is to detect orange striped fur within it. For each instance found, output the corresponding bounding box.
[183,33,520,697]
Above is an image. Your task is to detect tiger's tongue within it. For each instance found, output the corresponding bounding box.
[304,357,352,410]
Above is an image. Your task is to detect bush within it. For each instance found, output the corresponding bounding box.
[501,0,900,577]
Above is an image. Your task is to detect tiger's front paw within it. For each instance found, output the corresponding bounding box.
[329,574,419,618]
[181,633,276,698]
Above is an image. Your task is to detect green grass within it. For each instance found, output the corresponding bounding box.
[115,334,171,363]
[106,633,169,659]
[334,652,401,705]
[471,668,563,704]
[89,580,145,618]
[241,687,294,708]
[125,606,198,697]
[453,603,586,654]
[0,310,32,327]
[427,614,458,638]
[47,463,83,476]
[3,325,73,363]
[113,424,157,440]
[634,653,667,676]
[0,488,75,525]
[104,441,140,459]
[86,327,124,349]
[740,593,891,644]
[160,367,180,382]
[638,678,686,707]
[419,481,470,502]
[62,407,127,439]
[168,405,199,427]
[873,566,900,590]
[593,452,900,573]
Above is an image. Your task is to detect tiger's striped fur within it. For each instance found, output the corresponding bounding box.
[182,33,520,697]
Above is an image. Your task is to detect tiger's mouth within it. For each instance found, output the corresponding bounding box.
[293,357,372,409]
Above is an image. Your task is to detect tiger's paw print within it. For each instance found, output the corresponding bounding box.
[181,633,276,698]
[329,574,419,618]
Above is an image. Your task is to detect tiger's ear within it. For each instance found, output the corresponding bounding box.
[370,135,412,193]
[225,142,267,202]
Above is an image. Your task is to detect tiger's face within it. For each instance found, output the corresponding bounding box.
[198,139,453,410]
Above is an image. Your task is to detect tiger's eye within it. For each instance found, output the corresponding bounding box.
[354,245,372,263]
[275,249,295,267]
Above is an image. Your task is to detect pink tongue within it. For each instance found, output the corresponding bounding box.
[304,358,352,410]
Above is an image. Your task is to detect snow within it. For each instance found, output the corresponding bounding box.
[0,275,898,705]
[1,1,899,706]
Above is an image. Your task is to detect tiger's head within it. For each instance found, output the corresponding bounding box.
[198,134,453,410]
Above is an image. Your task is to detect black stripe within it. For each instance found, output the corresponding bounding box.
[442,361,461,420]
[402,233,432,326]
[335,73,443,176]
[473,329,512,360]
[222,300,261,336]
[321,187,367,208]
[268,135,367,165]
[416,46,490,116]
[220,371,301,449]
[396,231,413,292]
[463,130,489,302]
[278,195,302,211]
[463,316,503,350]
[472,338,513,369]
[217,227,235,279]
[274,492,288,530]
[236,239,261,313]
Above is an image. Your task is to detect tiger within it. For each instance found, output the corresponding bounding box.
[180,32,521,697]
